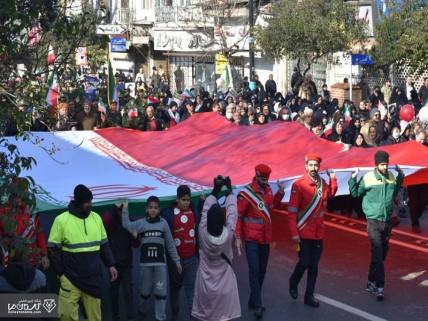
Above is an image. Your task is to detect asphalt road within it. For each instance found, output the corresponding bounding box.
[107,212,428,321]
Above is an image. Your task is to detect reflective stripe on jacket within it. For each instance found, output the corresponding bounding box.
[236,180,284,244]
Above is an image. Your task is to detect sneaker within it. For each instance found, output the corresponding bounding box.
[254,307,264,319]
[366,281,377,293]
[304,295,320,308]
[376,287,384,301]
[289,280,298,300]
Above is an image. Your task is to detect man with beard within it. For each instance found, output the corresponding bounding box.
[288,153,337,308]
[48,185,118,321]
[348,151,404,301]
[235,164,285,319]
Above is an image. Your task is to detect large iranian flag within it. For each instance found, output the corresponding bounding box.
[5,113,428,212]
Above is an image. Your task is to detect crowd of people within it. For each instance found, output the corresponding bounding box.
[0,152,409,321]
[3,68,428,149]
[1,67,428,321]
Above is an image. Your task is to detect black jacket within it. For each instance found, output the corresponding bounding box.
[265,80,277,98]
[1,262,37,291]
[327,131,351,144]
[419,85,428,105]
[381,135,406,146]
[102,205,139,268]
[49,201,115,298]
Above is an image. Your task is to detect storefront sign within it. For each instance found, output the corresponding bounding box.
[215,54,228,74]
[155,6,214,26]
[154,30,216,52]
[214,24,250,51]
[111,38,127,52]
[97,24,127,35]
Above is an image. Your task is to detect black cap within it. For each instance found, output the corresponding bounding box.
[374,151,389,166]
[74,184,93,206]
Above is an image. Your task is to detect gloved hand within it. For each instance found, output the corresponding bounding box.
[211,176,224,198]
[225,176,232,196]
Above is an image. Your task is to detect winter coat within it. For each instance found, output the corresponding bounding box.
[265,80,277,98]
[348,169,404,222]
[48,201,115,298]
[236,180,284,244]
[288,173,337,240]
[191,195,241,321]
[102,206,140,268]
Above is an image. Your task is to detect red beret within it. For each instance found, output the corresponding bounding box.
[255,164,272,178]
[305,153,322,163]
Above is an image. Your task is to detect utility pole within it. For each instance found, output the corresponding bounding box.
[249,0,255,80]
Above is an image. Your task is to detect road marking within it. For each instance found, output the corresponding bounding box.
[401,270,426,281]
[326,213,428,242]
[419,279,428,287]
[316,294,388,321]
[325,221,428,254]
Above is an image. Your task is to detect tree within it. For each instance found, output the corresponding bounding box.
[255,0,369,75]
[0,1,106,266]
[371,0,428,75]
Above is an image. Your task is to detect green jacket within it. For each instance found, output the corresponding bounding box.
[348,169,404,222]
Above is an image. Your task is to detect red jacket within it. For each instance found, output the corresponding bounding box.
[288,173,337,240]
[236,180,284,244]
[0,205,47,266]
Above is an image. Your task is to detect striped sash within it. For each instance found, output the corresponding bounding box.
[21,217,36,239]
[296,183,323,231]
[239,186,271,222]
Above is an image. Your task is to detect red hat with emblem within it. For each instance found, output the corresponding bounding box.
[305,153,322,163]
[255,164,272,178]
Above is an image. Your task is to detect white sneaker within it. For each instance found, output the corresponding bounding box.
[376,287,384,301]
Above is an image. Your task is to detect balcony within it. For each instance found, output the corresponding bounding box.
[115,7,155,25]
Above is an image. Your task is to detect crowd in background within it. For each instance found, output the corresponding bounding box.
[3,67,428,150]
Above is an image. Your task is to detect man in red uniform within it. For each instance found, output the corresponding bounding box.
[288,153,337,307]
[235,164,285,319]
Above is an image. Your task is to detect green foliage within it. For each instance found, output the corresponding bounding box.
[0,1,106,266]
[371,1,428,74]
[255,0,368,74]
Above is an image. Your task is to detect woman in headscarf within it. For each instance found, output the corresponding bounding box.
[192,177,241,321]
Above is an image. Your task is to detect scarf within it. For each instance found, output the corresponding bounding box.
[168,108,180,124]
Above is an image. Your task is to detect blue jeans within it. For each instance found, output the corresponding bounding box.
[289,239,323,296]
[245,242,270,308]
[168,255,198,318]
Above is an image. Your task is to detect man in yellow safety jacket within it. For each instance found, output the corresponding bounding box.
[48,184,118,321]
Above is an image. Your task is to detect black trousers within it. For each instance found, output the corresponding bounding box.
[245,242,270,308]
[407,184,428,227]
[367,219,392,288]
[289,239,323,297]
[110,266,133,321]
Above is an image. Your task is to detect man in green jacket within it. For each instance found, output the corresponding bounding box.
[348,150,404,301]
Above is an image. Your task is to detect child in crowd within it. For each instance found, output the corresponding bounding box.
[121,196,182,321]
[161,185,201,321]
